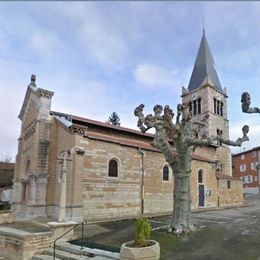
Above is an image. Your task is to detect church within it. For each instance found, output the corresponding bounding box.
[12,32,243,222]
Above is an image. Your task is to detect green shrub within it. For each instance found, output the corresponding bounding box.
[134,218,152,247]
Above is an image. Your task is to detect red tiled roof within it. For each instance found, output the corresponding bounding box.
[87,131,160,152]
[51,111,154,138]
[0,162,15,171]
[52,111,218,163]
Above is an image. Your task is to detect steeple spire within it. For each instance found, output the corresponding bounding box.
[202,17,205,35]
[187,31,222,91]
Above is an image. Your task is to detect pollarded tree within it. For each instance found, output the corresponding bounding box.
[134,103,249,234]
[241,92,260,113]
[107,112,121,126]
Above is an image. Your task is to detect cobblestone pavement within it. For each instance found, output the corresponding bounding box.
[79,194,260,260]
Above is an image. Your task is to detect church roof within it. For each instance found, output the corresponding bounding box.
[51,110,218,162]
[188,31,222,92]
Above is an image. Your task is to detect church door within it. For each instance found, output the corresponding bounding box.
[199,184,205,207]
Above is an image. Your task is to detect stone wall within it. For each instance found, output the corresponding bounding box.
[0,228,52,260]
[191,159,218,209]
[46,121,76,219]
[0,212,15,224]
[82,139,142,220]
[218,179,243,206]
[143,151,173,214]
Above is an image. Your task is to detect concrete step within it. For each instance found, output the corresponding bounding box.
[56,242,119,259]
[32,255,62,260]
[43,248,90,260]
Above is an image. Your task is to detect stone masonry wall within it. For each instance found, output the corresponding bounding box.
[0,229,52,260]
[218,179,243,206]
[82,138,142,220]
[191,160,218,209]
[46,121,76,218]
[143,151,173,214]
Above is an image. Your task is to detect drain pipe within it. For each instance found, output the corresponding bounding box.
[138,148,145,215]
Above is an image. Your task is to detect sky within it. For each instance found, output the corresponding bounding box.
[0,1,259,161]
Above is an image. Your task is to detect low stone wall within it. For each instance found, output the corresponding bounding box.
[0,227,52,260]
[0,212,15,224]
[0,221,78,260]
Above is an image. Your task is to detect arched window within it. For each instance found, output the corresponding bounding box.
[193,100,197,115]
[214,98,217,114]
[197,98,201,114]
[189,98,201,117]
[108,159,118,177]
[220,102,223,116]
[163,165,169,181]
[198,170,204,183]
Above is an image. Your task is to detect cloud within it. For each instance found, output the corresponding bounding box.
[78,23,128,70]
[30,30,61,56]
[133,63,184,89]
[56,2,129,70]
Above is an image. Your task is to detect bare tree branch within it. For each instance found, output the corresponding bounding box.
[241,92,260,114]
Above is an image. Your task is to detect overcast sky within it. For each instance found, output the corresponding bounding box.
[0,2,259,161]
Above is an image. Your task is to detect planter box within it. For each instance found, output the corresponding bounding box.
[119,240,160,260]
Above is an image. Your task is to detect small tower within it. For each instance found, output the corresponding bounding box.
[182,31,231,175]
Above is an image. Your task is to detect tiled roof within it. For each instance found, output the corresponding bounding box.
[51,111,154,138]
[232,146,260,157]
[86,130,159,152]
[52,111,216,162]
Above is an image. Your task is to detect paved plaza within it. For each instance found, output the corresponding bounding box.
[79,194,260,259]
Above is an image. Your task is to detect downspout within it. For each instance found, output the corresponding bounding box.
[138,148,145,215]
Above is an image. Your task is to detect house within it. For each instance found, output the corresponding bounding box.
[232,146,260,194]
[12,31,243,222]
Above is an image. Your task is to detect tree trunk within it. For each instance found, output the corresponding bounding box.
[168,147,194,234]
[169,171,192,233]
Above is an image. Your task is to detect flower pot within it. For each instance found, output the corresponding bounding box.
[119,240,160,260]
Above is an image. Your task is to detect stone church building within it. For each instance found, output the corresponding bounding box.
[12,32,243,222]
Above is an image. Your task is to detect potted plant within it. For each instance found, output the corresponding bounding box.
[119,218,160,260]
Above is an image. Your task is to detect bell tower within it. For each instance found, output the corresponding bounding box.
[182,30,231,175]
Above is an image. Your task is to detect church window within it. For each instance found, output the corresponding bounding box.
[197,98,201,114]
[214,98,224,116]
[227,180,231,189]
[220,102,223,116]
[214,98,217,114]
[217,100,220,115]
[189,102,192,113]
[189,98,202,117]
[108,159,118,177]
[198,170,204,183]
[193,100,197,115]
[163,165,169,181]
